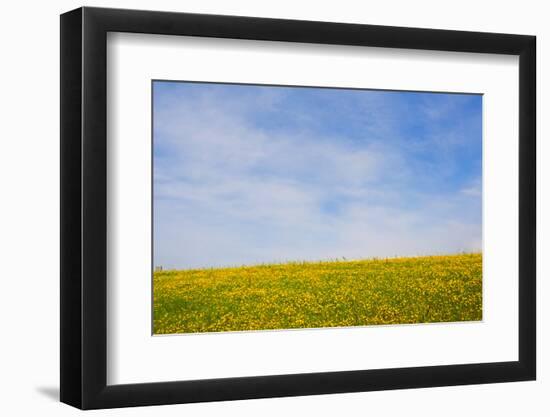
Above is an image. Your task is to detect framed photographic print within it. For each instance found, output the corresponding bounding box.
[60,6,536,409]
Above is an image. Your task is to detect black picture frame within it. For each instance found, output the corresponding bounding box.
[60,6,536,410]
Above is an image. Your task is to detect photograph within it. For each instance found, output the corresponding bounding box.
[56,4,538,411]
[152,81,483,335]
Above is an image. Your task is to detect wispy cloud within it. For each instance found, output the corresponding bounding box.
[460,177,482,197]
[153,82,482,269]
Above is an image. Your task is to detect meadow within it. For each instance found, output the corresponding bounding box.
[153,253,482,334]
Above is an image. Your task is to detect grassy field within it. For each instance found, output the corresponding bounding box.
[153,253,482,334]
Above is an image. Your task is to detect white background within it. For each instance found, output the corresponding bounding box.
[0,0,546,415]
[108,33,518,384]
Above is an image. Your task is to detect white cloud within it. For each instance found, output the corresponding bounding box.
[460,177,482,197]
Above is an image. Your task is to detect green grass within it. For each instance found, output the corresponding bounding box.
[153,253,482,334]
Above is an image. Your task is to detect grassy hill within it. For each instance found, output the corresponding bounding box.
[153,253,482,334]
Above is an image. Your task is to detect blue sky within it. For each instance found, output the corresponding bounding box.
[153,81,482,269]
